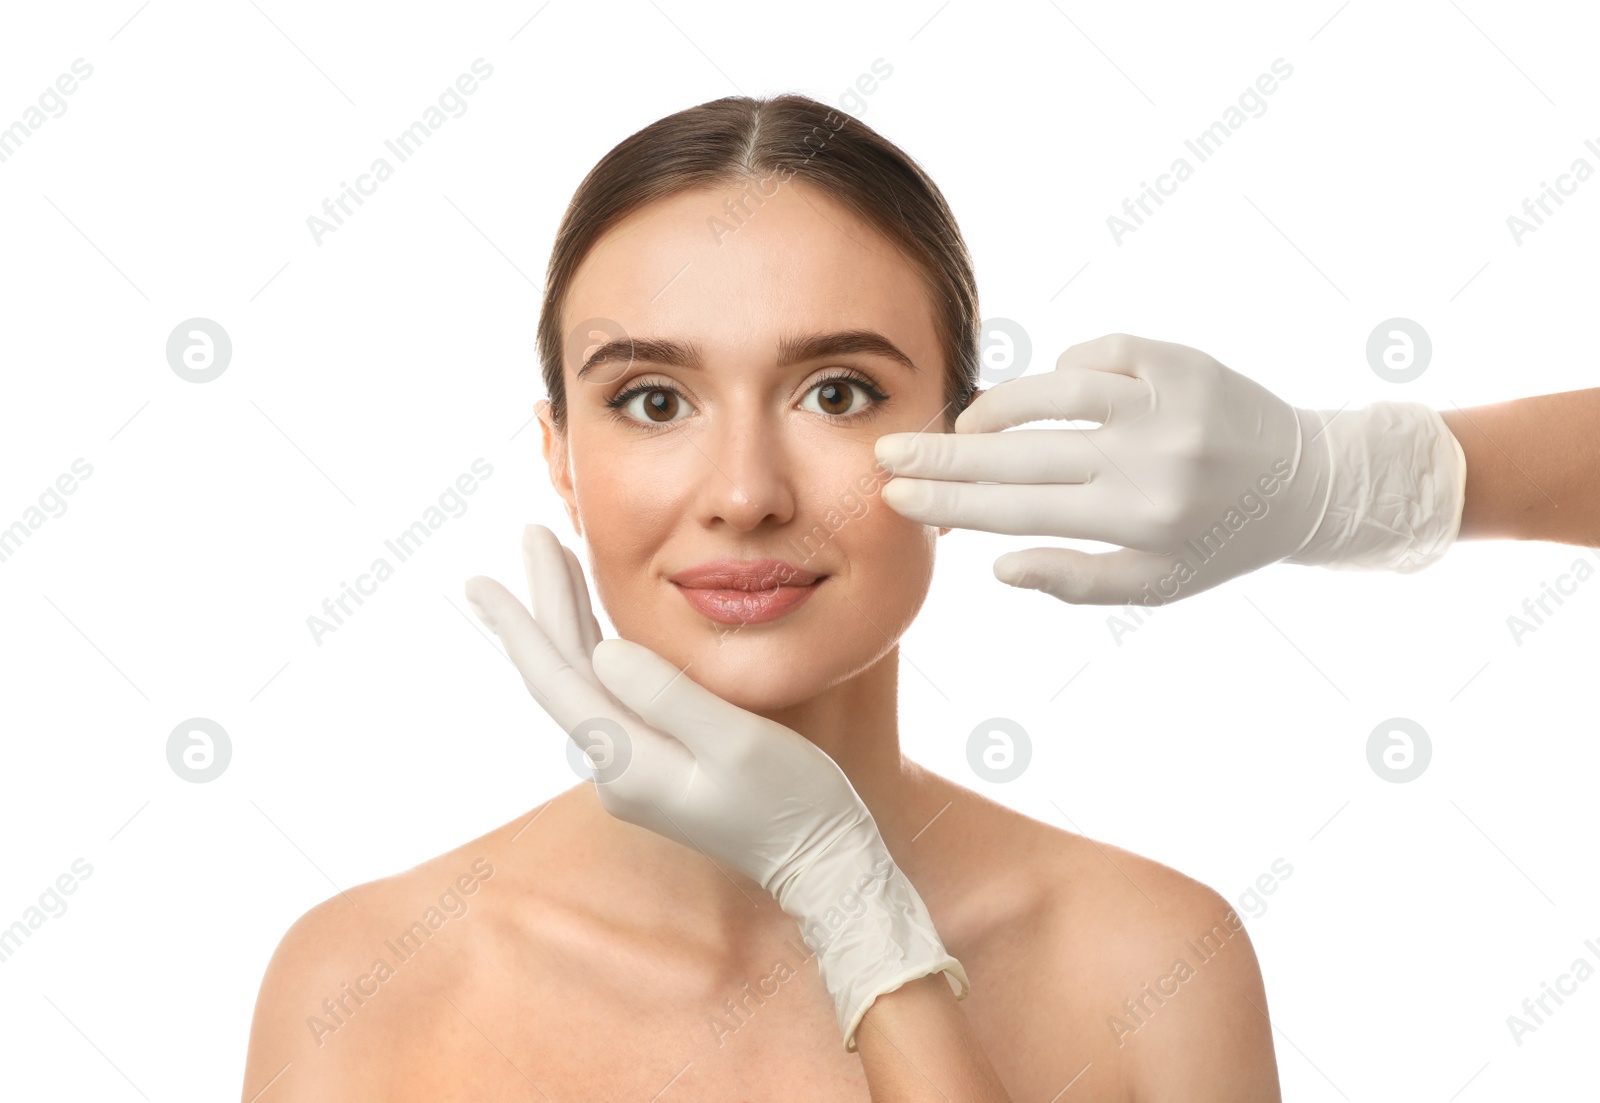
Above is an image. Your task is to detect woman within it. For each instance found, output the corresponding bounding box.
[242,94,1280,1100]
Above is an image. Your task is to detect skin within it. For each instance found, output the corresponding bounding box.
[242,180,1281,1101]
[1440,390,1600,546]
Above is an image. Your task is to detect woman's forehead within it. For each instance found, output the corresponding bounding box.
[564,183,939,368]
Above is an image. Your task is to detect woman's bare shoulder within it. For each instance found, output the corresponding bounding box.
[918,770,1279,1098]
[911,768,1228,925]
[239,799,565,1101]
[1031,820,1280,1098]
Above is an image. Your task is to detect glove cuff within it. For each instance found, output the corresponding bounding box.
[783,834,970,1053]
[1285,401,1467,572]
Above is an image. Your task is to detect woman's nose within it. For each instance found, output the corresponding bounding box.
[692,416,797,532]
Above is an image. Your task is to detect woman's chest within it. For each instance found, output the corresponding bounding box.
[375,904,1113,1102]
[383,971,874,1102]
[370,928,875,1101]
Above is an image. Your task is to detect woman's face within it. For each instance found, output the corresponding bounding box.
[541,179,952,713]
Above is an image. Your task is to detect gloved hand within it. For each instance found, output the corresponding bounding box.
[464,524,970,1052]
[874,333,1468,606]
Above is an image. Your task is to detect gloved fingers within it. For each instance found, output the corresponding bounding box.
[954,362,1152,435]
[585,712,695,822]
[467,574,695,805]
[1054,332,1201,384]
[1061,334,1261,430]
[879,478,1170,547]
[465,574,626,734]
[1052,332,1146,375]
[521,524,600,686]
[561,544,605,659]
[590,636,800,770]
[992,546,1192,605]
[876,428,1096,484]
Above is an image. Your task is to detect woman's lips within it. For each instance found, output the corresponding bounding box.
[668,557,827,626]
[670,577,826,625]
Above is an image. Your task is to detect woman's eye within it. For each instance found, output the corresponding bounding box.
[618,386,693,425]
[610,375,884,429]
[801,378,874,418]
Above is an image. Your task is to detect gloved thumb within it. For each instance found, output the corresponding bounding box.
[993,547,1181,606]
[591,637,763,764]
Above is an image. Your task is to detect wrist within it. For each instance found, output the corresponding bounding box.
[780,831,970,1053]
[1284,401,1466,572]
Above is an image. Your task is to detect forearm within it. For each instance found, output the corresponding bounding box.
[784,833,1000,1097]
[855,972,1012,1102]
[1440,389,1600,545]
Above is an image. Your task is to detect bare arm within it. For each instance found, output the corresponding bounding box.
[1124,890,1282,1103]
[855,973,1012,1102]
[1440,389,1600,546]
[240,897,388,1103]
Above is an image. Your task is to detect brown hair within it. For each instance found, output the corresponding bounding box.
[536,93,980,431]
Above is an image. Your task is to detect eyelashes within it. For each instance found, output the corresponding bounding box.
[603,369,891,431]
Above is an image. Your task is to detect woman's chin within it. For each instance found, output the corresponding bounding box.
[693,653,823,714]
[620,631,828,714]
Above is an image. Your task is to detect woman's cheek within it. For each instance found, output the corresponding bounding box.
[575,471,667,636]
[842,492,936,626]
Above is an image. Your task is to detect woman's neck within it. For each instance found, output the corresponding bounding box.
[543,645,933,947]
[756,642,909,827]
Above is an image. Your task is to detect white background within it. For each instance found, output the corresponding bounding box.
[2,1,1597,1099]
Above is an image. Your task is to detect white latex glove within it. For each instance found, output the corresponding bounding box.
[464,524,969,1052]
[874,333,1467,606]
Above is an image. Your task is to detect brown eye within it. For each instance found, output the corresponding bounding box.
[640,388,678,422]
[611,384,692,426]
[803,376,880,418]
[816,381,853,415]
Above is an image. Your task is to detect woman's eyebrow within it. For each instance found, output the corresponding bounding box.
[576,330,921,380]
